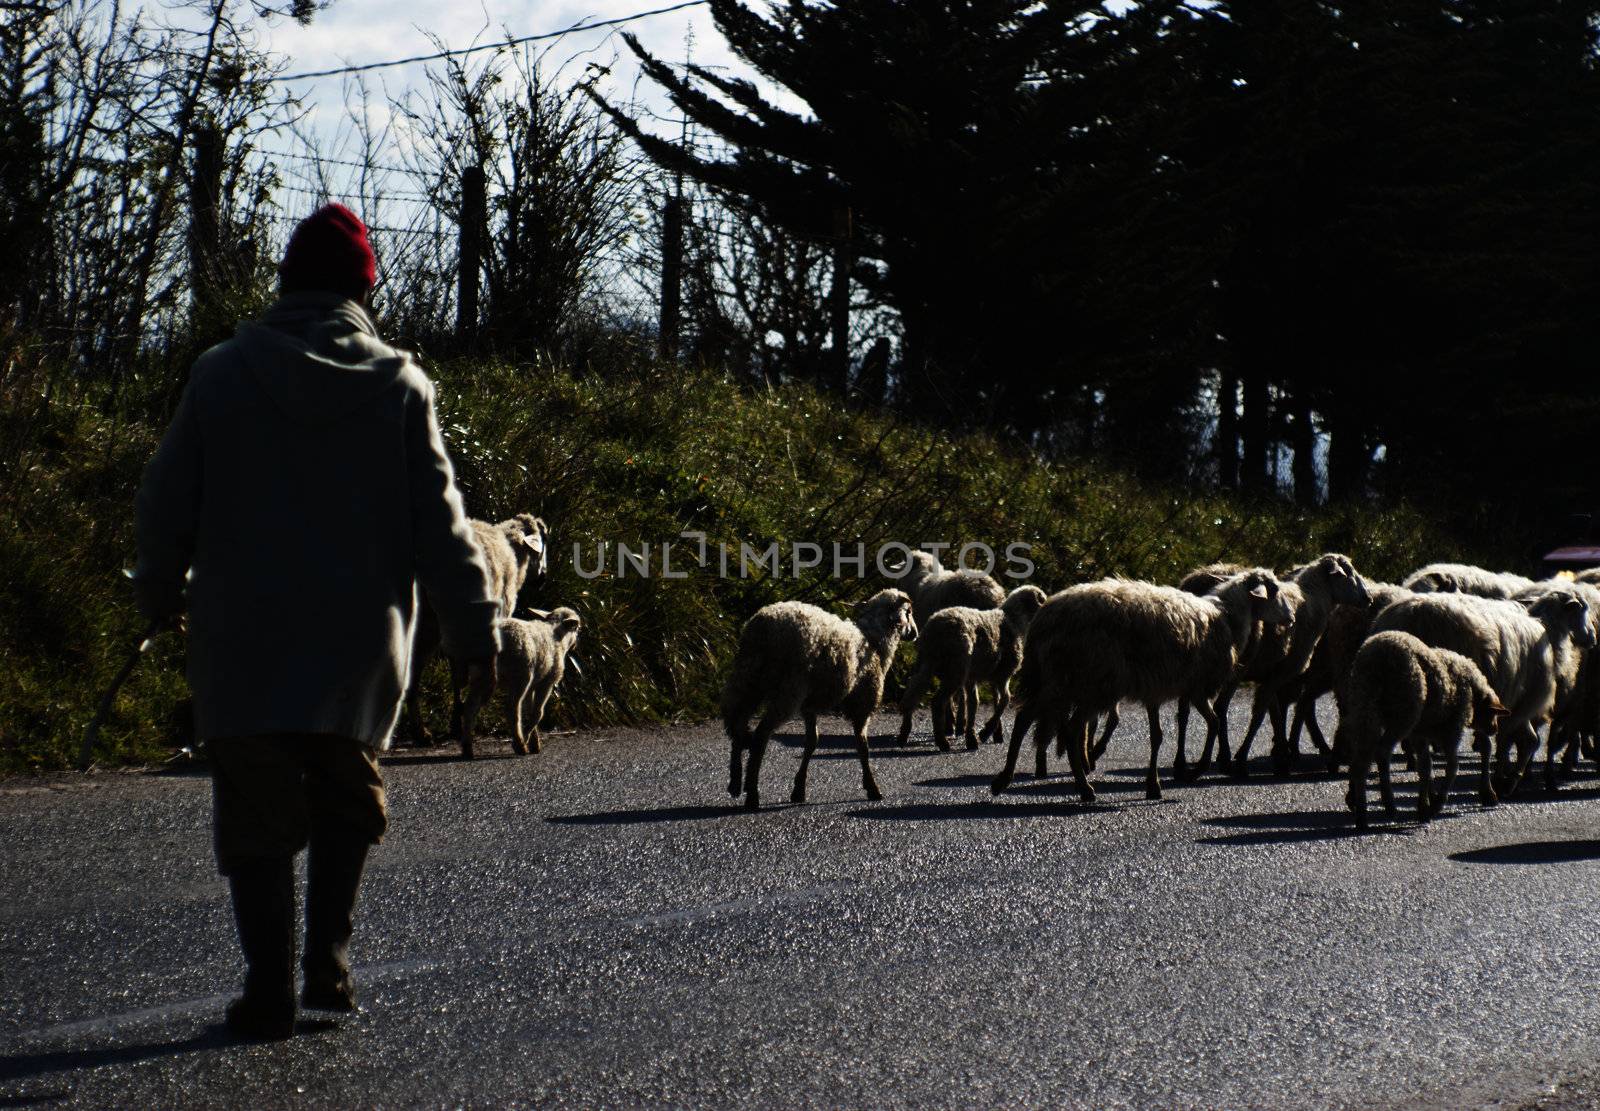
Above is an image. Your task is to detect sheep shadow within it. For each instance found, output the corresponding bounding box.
[1448,839,1600,865]
[773,732,941,760]
[546,804,745,826]
[380,749,522,767]
[846,799,1101,821]
[917,772,1161,798]
[1196,808,1411,846]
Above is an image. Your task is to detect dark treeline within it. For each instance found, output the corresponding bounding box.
[599,0,1600,533]
[4,0,1598,545]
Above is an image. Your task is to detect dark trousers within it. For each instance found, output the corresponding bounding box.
[209,734,386,874]
[208,735,387,998]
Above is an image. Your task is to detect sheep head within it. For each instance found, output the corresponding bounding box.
[501,514,550,580]
[1232,569,1294,627]
[854,588,917,644]
[1001,584,1047,627]
[1305,553,1371,607]
[892,550,941,590]
[1526,589,1597,650]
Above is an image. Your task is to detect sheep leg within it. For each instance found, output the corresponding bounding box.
[963,680,982,750]
[992,703,1039,794]
[1088,708,1119,770]
[791,713,820,804]
[1497,722,1540,798]
[506,679,530,757]
[1187,698,1225,783]
[1477,731,1500,808]
[1144,703,1163,800]
[896,665,932,746]
[727,720,748,798]
[1037,718,1052,780]
[931,687,954,753]
[1413,733,1434,821]
[1269,693,1294,778]
[1173,698,1192,780]
[1197,683,1237,775]
[1232,689,1272,778]
[1345,739,1370,830]
[979,680,1009,747]
[851,716,883,802]
[1429,741,1460,819]
[1377,739,1399,818]
[742,707,787,812]
[527,679,556,755]
[1063,709,1096,804]
[1301,696,1331,758]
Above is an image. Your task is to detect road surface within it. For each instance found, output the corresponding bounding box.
[4,704,1600,1109]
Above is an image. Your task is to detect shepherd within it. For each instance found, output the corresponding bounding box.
[133,203,501,1039]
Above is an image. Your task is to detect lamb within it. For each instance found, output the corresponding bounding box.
[458,607,581,758]
[991,570,1294,803]
[1342,631,1507,828]
[894,585,1047,751]
[1402,562,1537,599]
[403,513,550,744]
[1370,589,1595,803]
[722,589,917,811]
[1228,553,1371,777]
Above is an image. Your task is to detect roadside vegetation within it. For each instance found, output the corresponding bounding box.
[0,345,1502,774]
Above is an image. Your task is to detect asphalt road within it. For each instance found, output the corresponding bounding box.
[5,702,1600,1110]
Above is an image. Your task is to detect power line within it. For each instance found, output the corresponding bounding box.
[269,0,710,84]
[257,148,431,176]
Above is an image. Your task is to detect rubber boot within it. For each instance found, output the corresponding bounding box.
[225,857,297,1040]
[301,831,369,1012]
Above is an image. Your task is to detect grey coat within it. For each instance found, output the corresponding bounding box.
[134,292,500,748]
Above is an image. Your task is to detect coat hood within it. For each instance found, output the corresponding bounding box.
[234,292,411,423]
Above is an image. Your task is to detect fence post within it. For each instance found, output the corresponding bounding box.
[828,204,852,394]
[659,193,683,360]
[457,163,485,348]
[187,124,223,332]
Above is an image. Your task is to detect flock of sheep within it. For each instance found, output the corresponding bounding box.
[410,514,1600,832]
[722,551,1599,830]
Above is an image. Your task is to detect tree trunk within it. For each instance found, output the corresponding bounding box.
[1326,405,1369,502]
[1290,388,1317,506]
[1240,367,1270,494]
[1216,368,1239,489]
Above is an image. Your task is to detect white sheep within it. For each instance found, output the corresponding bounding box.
[1370,588,1595,802]
[404,513,550,744]
[992,570,1294,802]
[895,550,1006,630]
[1228,553,1371,777]
[1511,579,1600,789]
[1401,562,1536,599]
[458,607,581,758]
[1292,581,1411,771]
[893,585,1047,751]
[722,589,917,811]
[1342,630,1507,828]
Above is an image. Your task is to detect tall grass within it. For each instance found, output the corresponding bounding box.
[0,350,1505,774]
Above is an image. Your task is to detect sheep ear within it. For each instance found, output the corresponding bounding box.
[524,607,552,620]
[1249,584,1269,600]
[1488,698,1509,717]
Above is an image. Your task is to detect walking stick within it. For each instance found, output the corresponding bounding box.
[77,620,166,771]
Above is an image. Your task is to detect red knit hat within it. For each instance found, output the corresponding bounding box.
[278,203,377,292]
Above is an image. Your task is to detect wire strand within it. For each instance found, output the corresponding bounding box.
[269,0,709,84]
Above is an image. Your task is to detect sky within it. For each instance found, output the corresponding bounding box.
[257,0,784,165]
